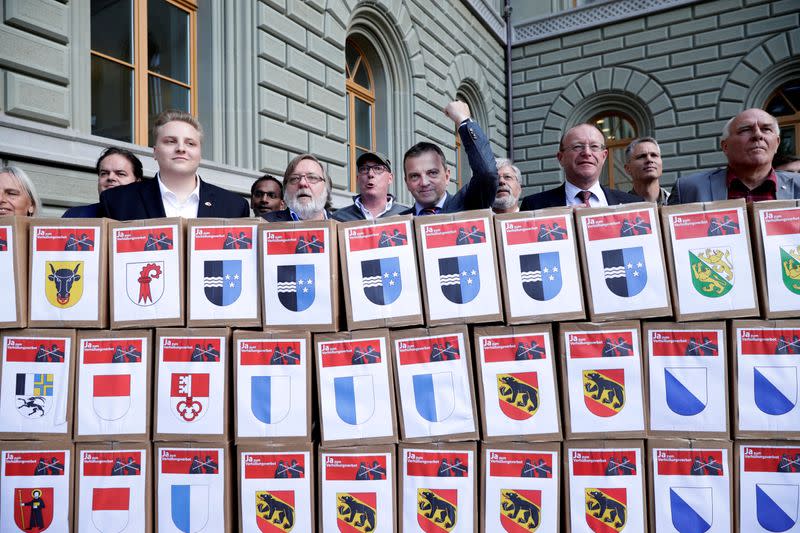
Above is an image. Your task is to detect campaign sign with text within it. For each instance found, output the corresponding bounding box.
[667,207,756,315]
[321,450,393,532]
[647,328,727,433]
[477,331,559,438]
[111,224,181,322]
[77,449,147,533]
[189,224,259,322]
[344,220,422,323]
[240,450,312,532]
[30,225,101,322]
[394,332,476,439]
[402,447,474,533]
[564,329,645,435]
[235,337,308,439]
[419,217,500,320]
[484,448,559,532]
[568,447,645,533]
[262,227,333,326]
[652,447,730,533]
[499,215,583,320]
[317,336,394,442]
[740,445,800,532]
[0,335,71,435]
[156,335,226,436]
[0,225,18,323]
[759,207,800,313]
[157,447,225,533]
[76,336,148,437]
[1,449,70,533]
[736,326,800,433]
[580,208,669,315]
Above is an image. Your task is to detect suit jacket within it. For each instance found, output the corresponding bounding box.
[264,208,332,222]
[332,196,409,221]
[668,168,800,204]
[62,203,101,218]
[520,183,642,210]
[401,119,498,215]
[99,176,250,220]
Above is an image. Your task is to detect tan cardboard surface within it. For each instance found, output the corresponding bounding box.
[0,216,30,328]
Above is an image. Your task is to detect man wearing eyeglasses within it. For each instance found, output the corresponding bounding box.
[492,158,523,214]
[332,151,408,221]
[520,123,640,210]
[263,154,332,221]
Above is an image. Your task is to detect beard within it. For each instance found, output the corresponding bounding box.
[492,190,519,210]
[285,188,327,220]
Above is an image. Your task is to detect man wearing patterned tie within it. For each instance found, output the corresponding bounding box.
[520,123,640,210]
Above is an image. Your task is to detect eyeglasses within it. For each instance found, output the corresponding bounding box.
[564,143,606,153]
[357,164,389,176]
[285,173,325,185]
[498,173,519,182]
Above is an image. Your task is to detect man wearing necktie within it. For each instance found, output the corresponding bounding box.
[520,123,640,210]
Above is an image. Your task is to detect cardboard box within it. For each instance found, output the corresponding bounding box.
[260,219,339,332]
[0,216,29,328]
[28,218,108,327]
[399,442,476,532]
[155,442,231,533]
[414,210,503,326]
[732,320,800,438]
[559,321,646,439]
[337,215,424,330]
[481,442,560,533]
[575,203,672,321]
[661,200,759,321]
[391,326,479,442]
[647,438,732,533]
[233,330,312,444]
[75,442,151,533]
[186,219,261,327]
[473,325,561,442]
[73,330,152,441]
[643,322,729,438]
[238,444,314,533]
[319,445,395,532]
[0,329,76,439]
[737,441,800,532]
[0,441,72,532]
[315,329,398,446]
[153,328,229,441]
[564,440,647,533]
[750,200,800,318]
[109,218,185,328]
[494,209,585,324]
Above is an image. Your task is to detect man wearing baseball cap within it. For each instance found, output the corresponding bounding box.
[332,151,409,221]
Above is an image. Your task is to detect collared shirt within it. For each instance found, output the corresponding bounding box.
[564,180,608,207]
[726,168,778,202]
[413,194,447,216]
[628,186,670,205]
[288,208,328,221]
[157,173,200,218]
[354,194,395,220]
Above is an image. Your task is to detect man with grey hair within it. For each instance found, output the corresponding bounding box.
[492,158,522,213]
[264,153,332,221]
[669,108,800,204]
[623,137,669,205]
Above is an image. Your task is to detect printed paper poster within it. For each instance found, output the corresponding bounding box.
[0,225,18,323]
[739,445,800,532]
[77,449,147,533]
[157,447,225,533]
[1,449,70,533]
[759,207,800,313]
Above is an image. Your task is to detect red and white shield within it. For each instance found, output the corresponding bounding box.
[92,374,132,421]
[91,487,130,533]
[170,373,210,422]
[13,487,54,532]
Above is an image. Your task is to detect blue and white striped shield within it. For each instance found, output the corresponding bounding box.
[438,255,480,304]
[171,484,209,533]
[277,264,315,312]
[361,257,402,305]
[670,486,713,533]
[602,246,647,297]
[333,375,375,425]
[203,260,242,306]
[519,252,562,301]
[250,375,291,424]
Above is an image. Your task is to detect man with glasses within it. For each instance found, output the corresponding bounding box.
[250,174,285,216]
[492,158,522,214]
[332,151,408,221]
[520,123,640,210]
[263,154,332,221]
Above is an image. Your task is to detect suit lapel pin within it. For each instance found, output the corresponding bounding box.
[204,201,212,206]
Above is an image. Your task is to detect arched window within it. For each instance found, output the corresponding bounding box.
[346,39,376,191]
[590,112,637,191]
[765,78,800,156]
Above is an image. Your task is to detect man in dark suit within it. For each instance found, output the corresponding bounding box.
[520,123,640,210]
[63,147,144,218]
[401,100,498,215]
[332,151,408,221]
[99,109,249,220]
[263,154,332,222]
[250,174,285,217]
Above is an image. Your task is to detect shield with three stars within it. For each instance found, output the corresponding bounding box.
[519,252,562,301]
[277,265,315,312]
[361,257,402,305]
[602,247,647,297]
[438,255,480,304]
[203,260,242,307]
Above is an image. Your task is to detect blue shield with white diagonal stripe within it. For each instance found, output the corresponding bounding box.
[250,375,291,424]
[438,255,480,304]
[277,264,315,312]
[520,252,562,301]
[412,372,455,422]
[361,257,402,305]
[670,487,713,533]
[756,484,799,532]
[665,367,708,416]
[171,484,209,533]
[602,246,647,297]
[754,366,797,415]
[333,375,375,425]
[203,260,242,306]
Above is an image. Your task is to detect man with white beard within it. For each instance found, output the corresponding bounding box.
[492,158,522,213]
[263,154,332,221]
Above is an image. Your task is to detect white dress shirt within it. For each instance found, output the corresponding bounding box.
[157,173,200,218]
[564,180,608,207]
